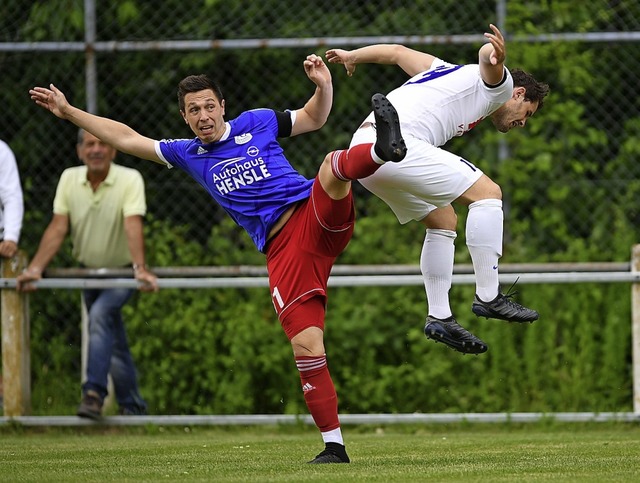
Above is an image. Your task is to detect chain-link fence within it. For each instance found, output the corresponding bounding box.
[2,0,640,262]
[0,0,640,261]
[2,0,640,414]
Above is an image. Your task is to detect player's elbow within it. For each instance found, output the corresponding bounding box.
[309,114,329,131]
[388,44,411,63]
[295,113,329,135]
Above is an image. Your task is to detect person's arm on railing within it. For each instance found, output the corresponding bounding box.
[15,214,68,292]
[124,214,158,292]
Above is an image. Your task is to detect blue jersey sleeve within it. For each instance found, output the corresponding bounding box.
[157,138,193,170]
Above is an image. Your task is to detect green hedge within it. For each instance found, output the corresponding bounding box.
[27,211,633,416]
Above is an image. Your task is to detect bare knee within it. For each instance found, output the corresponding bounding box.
[482,178,502,199]
[290,326,325,357]
[458,175,502,205]
[420,205,457,231]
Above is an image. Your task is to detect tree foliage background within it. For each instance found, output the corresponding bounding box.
[1,1,639,415]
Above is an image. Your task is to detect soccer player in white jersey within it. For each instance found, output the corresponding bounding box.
[326,24,549,354]
[28,54,406,464]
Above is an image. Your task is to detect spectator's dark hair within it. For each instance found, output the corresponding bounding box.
[511,69,550,110]
[177,75,224,112]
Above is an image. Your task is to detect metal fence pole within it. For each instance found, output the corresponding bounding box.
[84,0,98,114]
[1,251,31,416]
[632,244,640,414]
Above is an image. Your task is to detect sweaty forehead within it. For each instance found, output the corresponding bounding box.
[184,90,219,106]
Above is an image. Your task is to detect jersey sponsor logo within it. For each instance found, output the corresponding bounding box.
[209,157,245,170]
[209,156,272,195]
[197,146,208,155]
[235,133,253,145]
[246,146,259,157]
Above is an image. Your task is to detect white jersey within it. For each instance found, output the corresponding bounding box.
[362,58,513,147]
[352,58,514,223]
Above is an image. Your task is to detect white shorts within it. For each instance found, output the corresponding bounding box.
[350,126,483,224]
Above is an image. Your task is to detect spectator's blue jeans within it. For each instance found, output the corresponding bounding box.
[81,288,147,414]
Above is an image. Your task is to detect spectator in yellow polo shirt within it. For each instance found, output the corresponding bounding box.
[16,129,158,419]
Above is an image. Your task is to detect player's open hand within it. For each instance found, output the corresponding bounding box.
[484,24,506,65]
[303,54,331,88]
[29,84,72,119]
[325,49,356,77]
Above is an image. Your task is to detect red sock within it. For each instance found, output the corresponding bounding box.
[330,143,380,181]
[296,355,340,432]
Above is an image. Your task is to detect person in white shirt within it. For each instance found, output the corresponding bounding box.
[0,140,24,259]
[326,24,550,354]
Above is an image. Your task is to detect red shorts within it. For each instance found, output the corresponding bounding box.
[266,177,354,339]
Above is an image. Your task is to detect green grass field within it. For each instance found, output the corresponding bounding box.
[1,423,639,482]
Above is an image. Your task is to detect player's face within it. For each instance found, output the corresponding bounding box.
[77,132,115,176]
[181,89,226,143]
[491,89,539,133]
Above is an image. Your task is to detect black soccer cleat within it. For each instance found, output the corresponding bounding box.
[472,291,539,323]
[371,93,407,162]
[307,442,351,464]
[424,316,488,355]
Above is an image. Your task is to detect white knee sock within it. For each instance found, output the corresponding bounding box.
[421,229,456,319]
[466,199,503,302]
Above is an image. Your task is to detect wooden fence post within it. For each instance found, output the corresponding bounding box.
[1,250,31,417]
[632,244,640,414]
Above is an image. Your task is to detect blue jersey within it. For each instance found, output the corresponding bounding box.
[155,109,314,252]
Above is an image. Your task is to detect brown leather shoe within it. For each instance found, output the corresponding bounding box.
[77,390,103,420]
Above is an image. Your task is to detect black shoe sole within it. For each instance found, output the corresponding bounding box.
[77,409,102,420]
[307,454,350,464]
[371,93,407,162]
[424,322,488,354]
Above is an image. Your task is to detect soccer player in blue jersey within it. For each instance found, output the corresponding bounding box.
[29,54,406,464]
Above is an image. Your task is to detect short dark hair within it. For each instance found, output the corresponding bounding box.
[511,69,550,110]
[177,74,224,112]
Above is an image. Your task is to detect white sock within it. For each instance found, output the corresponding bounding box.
[370,144,386,164]
[466,199,503,301]
[421,229,456,319]
[321,428,344,445]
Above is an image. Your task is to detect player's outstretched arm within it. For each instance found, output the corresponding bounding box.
[326,44,436,78]
[478,24,507,86]
[290,54,333,136]
[29,84,163,164]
